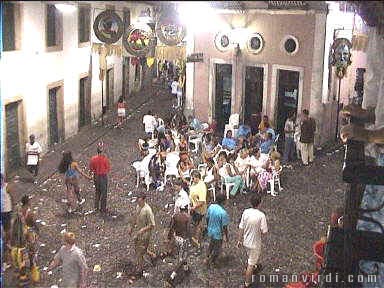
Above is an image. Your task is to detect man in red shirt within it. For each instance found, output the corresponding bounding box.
[89,144,111,213]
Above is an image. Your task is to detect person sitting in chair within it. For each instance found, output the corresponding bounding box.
[222,130,237,151]
[260,132,274,154]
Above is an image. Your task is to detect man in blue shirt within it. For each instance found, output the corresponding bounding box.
[260,132,274,154]
[221,130,237,150]
[205,193,230,267]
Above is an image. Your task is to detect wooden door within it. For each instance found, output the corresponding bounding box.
[6,102,21,172]
[244,66,264,123]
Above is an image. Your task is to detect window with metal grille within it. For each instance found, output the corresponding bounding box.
[3,2,20,51]
[78,5,91,43]
[46,4,57,47]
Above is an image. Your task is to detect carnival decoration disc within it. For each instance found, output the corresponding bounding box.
[93,10,123,44]
[123,24,156,57]
[155,10,186,46]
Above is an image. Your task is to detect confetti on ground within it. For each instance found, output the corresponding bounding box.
[93,265,101,272]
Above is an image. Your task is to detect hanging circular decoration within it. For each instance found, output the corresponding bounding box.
[155,10,186,46]
[330,38,352,79]
[281,35,300,56]
[246,33,264,54]
[93,10,124,44]
[214,31,232,52]
[123,24,156,57]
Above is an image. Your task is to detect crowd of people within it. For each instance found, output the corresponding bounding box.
[1,103,320,287]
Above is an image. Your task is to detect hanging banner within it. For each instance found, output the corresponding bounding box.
[93,10,124,44]
[146,57,155,67]
[155,45,186,61]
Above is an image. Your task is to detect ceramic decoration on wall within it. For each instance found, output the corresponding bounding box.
[330,38,352,78]
[281,35,300,56]
[123,25,156,57]
[246,33,264,54]
[214,31,232,52]
[93,10,124,44]
[155,10,186,46]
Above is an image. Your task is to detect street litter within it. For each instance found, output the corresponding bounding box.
[116,272,122,279]
[93,244,101,248]
[41,221,47,226]
[40,243,46,247]
[93,265,101,272]
[61,224,67,227]
[60,229,66,234]
[51,250,56,254]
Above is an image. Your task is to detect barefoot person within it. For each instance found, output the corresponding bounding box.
[237,194,268,288]
[89,143,111,214]
[129,193,156,273]
[205,193,229,267]
[47,232,88,288]
[58,151,92,213]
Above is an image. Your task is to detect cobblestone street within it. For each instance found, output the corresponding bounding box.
[5,86,347,288]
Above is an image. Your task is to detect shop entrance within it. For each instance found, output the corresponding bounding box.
[276,69,300,137]
[244,66,264,123]
[214,63,232,134]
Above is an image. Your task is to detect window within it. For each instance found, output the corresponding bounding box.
[46,4,63,50]
[281,35,299,56]
[78,5,91,43]
[2,2,21,51]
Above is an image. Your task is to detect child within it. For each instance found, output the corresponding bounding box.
[117,96,126,129]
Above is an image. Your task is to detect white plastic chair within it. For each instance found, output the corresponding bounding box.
[164,152,180,185]
[267,166,283,196]
[188,133,203,154]
[132,156,153,191]
[208,184,216,202]
[198,163,208,178]
[220,177,234,200]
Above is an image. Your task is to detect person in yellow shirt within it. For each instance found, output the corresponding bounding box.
[189,170,207,247]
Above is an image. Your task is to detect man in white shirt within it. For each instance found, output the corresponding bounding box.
[283,112,296,163]
[26,134,42,177]
[142,110,157,138]
[172,179,191,214]
[237,194,268,288]
[171,77,179,98]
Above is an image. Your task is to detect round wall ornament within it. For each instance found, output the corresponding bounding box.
[123,24,156,57]
[214,31,232,52]
[246,33,264,54]
[281,35,300,56]
[93,10,124,44]
[155,10,186,46]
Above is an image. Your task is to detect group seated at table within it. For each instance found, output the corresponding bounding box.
[134,113,282,197]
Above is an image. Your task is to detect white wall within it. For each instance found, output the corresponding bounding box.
[1,1,151,154]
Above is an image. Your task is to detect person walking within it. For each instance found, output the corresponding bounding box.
[237,194,268,288]
[283,112,296,163]
[116,96,126,129]
[167,204,191,264]
[89,144,111,214]
[58,151,91,213]
[205,193,230,267]
[129,193,156,273]
[47,232,88,288]
[189,171,207,247]
[26,134,42,179]
[142,110,157,138]
[1,173,14,270]
[299,109,316,166]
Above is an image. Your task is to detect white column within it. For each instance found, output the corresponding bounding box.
[309,12,327,145]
